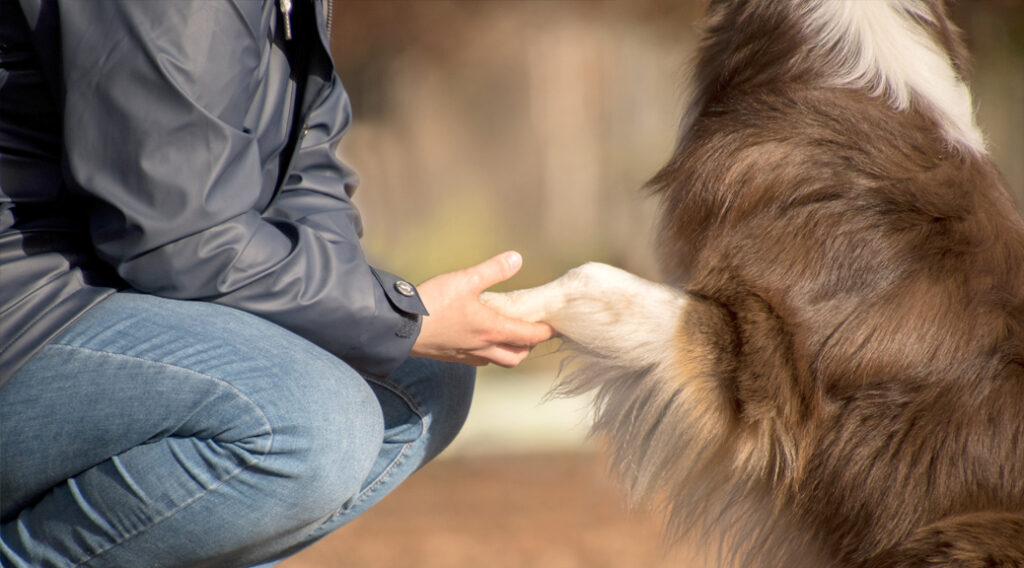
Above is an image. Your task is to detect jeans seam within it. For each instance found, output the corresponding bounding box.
[346,441,413,512]
[339,376,426,514]
[363,375,425,420]
[73,460,258,568]
[43,343,276,453]
[36,344,277,568]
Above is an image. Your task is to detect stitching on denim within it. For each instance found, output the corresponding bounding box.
[337,376,428,515]
[74,459,259,568]
[44,343,275,452]
[349,439,413,509]
[363,375,426,420]
[35,344,279,568]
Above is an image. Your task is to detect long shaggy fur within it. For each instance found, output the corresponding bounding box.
[483,1,1024,566]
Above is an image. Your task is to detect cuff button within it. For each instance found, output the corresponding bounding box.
[394,280,416,297]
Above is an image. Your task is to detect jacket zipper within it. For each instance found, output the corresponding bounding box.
[279,1,333,44]
[279,0,293,40]
[325,0,333,41]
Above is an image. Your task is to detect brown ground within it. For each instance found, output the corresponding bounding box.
[279,452,690,568]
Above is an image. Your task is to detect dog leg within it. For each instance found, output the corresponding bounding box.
[484,264,832,566]
[480,262,687,368]
[482,263,719,493]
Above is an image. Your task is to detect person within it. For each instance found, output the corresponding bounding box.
[0,1,553,566]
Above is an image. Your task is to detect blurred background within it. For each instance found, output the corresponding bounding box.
[283,1,1024,566]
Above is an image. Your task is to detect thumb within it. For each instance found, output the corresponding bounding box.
[466,251,524,293]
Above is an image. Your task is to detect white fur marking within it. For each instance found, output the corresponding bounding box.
[805,0,985,152]
[481,263,687,369]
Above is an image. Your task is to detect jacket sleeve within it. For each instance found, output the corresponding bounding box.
[53,0,425,378]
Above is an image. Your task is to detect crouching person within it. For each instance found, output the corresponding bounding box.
[0,1,552,566]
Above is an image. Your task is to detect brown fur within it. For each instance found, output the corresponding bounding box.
[482,1,1024,564]
[642,0,1024,565]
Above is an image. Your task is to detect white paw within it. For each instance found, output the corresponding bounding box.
[481,263,687,366]
[479,263,662,327]
[479,289,552,323]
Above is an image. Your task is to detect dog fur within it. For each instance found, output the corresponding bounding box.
[481,1,1024,566]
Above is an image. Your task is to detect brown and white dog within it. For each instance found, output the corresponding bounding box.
[482,1,1024,566]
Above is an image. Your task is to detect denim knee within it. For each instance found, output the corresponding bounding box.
[403,359,476,464]
[256,365,385,523]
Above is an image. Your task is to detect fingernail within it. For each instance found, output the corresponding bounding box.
[506,251,522,270]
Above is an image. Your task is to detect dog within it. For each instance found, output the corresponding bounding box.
[481,1,1024,566]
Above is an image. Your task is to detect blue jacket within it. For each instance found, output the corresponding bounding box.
[0,0,426,386]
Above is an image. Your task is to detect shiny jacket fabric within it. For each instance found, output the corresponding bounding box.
[0,0,426,387]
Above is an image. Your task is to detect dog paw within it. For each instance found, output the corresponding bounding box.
[479,290,551,322]
[479,263,653,327]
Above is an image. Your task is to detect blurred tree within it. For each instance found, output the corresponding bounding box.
[326,0,1024,284]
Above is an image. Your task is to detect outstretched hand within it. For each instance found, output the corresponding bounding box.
[411,251,554,367]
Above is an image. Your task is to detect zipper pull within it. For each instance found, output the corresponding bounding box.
[279,0,293,40]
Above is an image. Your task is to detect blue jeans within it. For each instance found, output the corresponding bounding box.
[0,292,475,567]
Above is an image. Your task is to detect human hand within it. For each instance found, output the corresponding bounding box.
[410,251,555,367]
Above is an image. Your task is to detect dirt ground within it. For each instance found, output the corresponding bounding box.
[279,452,691,568]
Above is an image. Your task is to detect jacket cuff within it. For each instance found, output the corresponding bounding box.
[370,266,427,340]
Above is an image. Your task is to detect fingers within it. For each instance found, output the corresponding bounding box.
[464,251,523,293]
[413,251,554,368]
[473,343,535,368]
[492,316,554,347]
[435,344,535,368]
